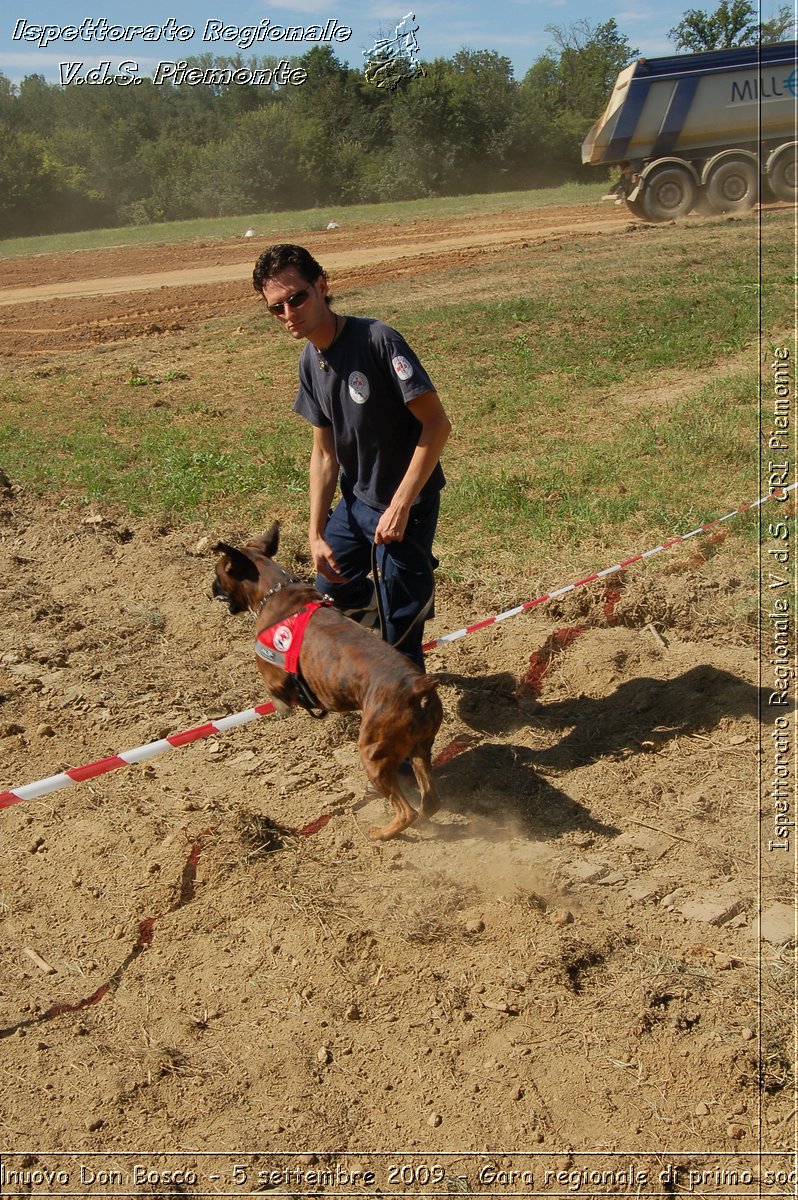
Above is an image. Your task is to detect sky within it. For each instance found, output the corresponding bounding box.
[2,0,779,89]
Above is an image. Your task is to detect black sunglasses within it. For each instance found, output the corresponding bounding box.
[266,288,311,316]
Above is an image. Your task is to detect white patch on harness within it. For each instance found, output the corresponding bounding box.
[272,625,293,652]
[392,355,414,381]
[348,371,370,404]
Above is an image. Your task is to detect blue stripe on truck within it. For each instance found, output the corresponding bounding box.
[605,78,651,162]
[652,74,700,156]
[633,42,794,79]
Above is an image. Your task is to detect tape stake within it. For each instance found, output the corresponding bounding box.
[1,484,794,810]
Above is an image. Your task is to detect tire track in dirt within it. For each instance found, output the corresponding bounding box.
[0,207,634,355]
[0,216,629,308]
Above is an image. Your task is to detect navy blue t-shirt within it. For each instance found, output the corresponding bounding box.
[292,316,445,512]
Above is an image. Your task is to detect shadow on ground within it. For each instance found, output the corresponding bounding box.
[430,741,620,842]
[440,665,762,768]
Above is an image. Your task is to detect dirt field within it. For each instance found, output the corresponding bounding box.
[0,204,633,355]
[0,203,793,1196]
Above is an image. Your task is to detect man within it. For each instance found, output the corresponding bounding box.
[252,243,451,669]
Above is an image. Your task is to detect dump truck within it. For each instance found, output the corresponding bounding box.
[582,41,798,220]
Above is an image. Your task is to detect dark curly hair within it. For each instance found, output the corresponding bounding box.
[252,244,331,304]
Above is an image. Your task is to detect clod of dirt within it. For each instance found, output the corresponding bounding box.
[549,908,574,927]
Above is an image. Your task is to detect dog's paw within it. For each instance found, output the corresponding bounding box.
[368,824,397,841]
[368,811,418,841]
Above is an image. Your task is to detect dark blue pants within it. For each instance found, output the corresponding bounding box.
[316,485,440,670]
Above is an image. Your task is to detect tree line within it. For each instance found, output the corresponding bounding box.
[0,2,794,238]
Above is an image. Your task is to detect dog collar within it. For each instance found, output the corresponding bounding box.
[255,572,301,616]
[255,601,328,674]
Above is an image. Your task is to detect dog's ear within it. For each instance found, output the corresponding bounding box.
[213,542,259,582]
[246,522,279,559]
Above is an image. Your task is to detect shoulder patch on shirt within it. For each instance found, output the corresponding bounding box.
[392,355,414,381]
[348,371,370,405]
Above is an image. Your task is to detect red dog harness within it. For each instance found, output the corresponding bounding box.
[255,601,330,713]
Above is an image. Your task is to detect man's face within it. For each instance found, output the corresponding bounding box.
[261,267,330,342]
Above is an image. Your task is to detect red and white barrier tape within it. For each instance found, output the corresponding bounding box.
[427,484,794,647]
[0,702,276,809]
[1,484,793,811]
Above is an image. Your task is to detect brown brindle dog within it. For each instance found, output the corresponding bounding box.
[212,524,443,840]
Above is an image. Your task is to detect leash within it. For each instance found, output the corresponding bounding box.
[370,533,436,650]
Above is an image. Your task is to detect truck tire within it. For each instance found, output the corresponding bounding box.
[624,197,647,219]
[704,158,758,213]
[769,150,797,203]
[641,165,697,221]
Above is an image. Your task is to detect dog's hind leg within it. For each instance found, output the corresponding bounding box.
[411,749,441,820]
[369,782,418,840]
[359,728,417,840]
[409,682,443,821]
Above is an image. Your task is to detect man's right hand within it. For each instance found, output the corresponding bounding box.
[310,534,347,583]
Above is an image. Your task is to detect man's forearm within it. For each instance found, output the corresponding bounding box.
[392,425,450,511]
[390,398,451,510]
[308,446,339,539]
[375,396,451,544]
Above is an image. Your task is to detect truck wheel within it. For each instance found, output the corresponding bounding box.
[624,197,647,219]
[705,158,758,213]
[641,166,697,221]
[769,150,797,203]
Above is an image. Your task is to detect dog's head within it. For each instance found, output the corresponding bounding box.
[212,523,280,614]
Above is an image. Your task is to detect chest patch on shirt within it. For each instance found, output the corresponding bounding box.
[348,371,370,404]
[392,355,414,381]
